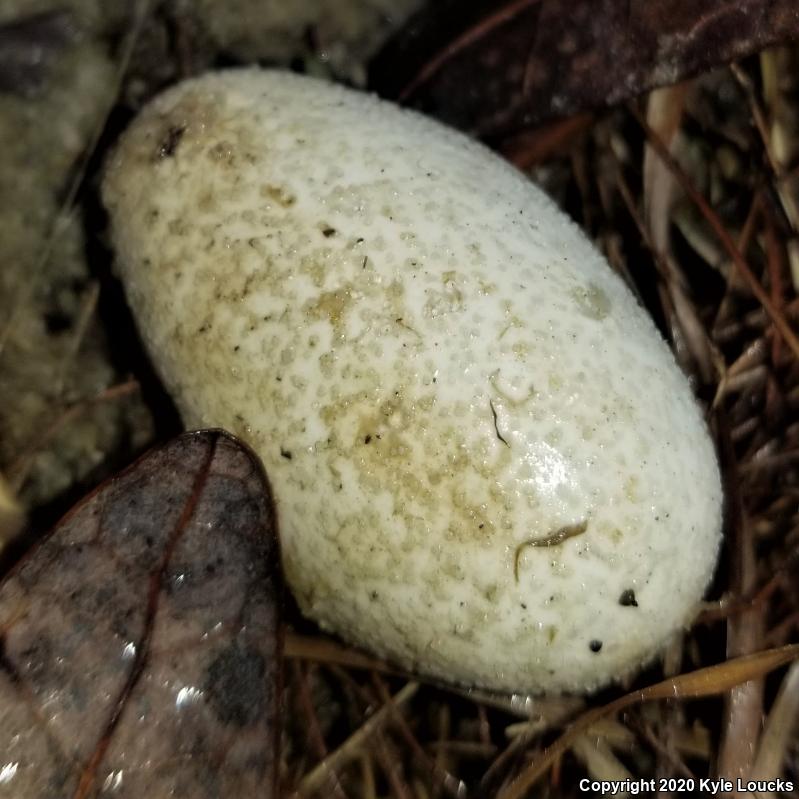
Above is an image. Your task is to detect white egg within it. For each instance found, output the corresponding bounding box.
[102,69,722,693]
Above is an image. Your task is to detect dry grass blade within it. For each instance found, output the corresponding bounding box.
[291,662,350,799]
[612,157,720,382]
[731,60,799,235]
[284,632,398,674]
[750,660,799,784]
[643,83,687,254]
[293,681,419,797]
[571,734,633,785]
[495,645,799,799]
[371,674,467,799]
[631,717,699,780]
[717,414,767,788]
[0,474,25,543]
[632,105,799,361]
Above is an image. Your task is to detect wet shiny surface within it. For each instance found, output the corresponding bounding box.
[0,431,281,798]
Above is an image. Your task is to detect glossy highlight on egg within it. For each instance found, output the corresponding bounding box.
[102,68,723,693]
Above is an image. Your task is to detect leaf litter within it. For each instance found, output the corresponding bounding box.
[1,2,798,797]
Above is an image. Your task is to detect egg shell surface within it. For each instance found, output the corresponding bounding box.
[102,69,723,693]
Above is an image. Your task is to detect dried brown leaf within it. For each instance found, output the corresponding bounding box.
[372,0,799,134]
[0,430,282,798]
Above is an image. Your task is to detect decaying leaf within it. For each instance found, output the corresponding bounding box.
[0,430,282,798]
[371,0,799,135]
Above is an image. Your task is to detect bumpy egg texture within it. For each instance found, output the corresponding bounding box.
[103,69,722,693]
